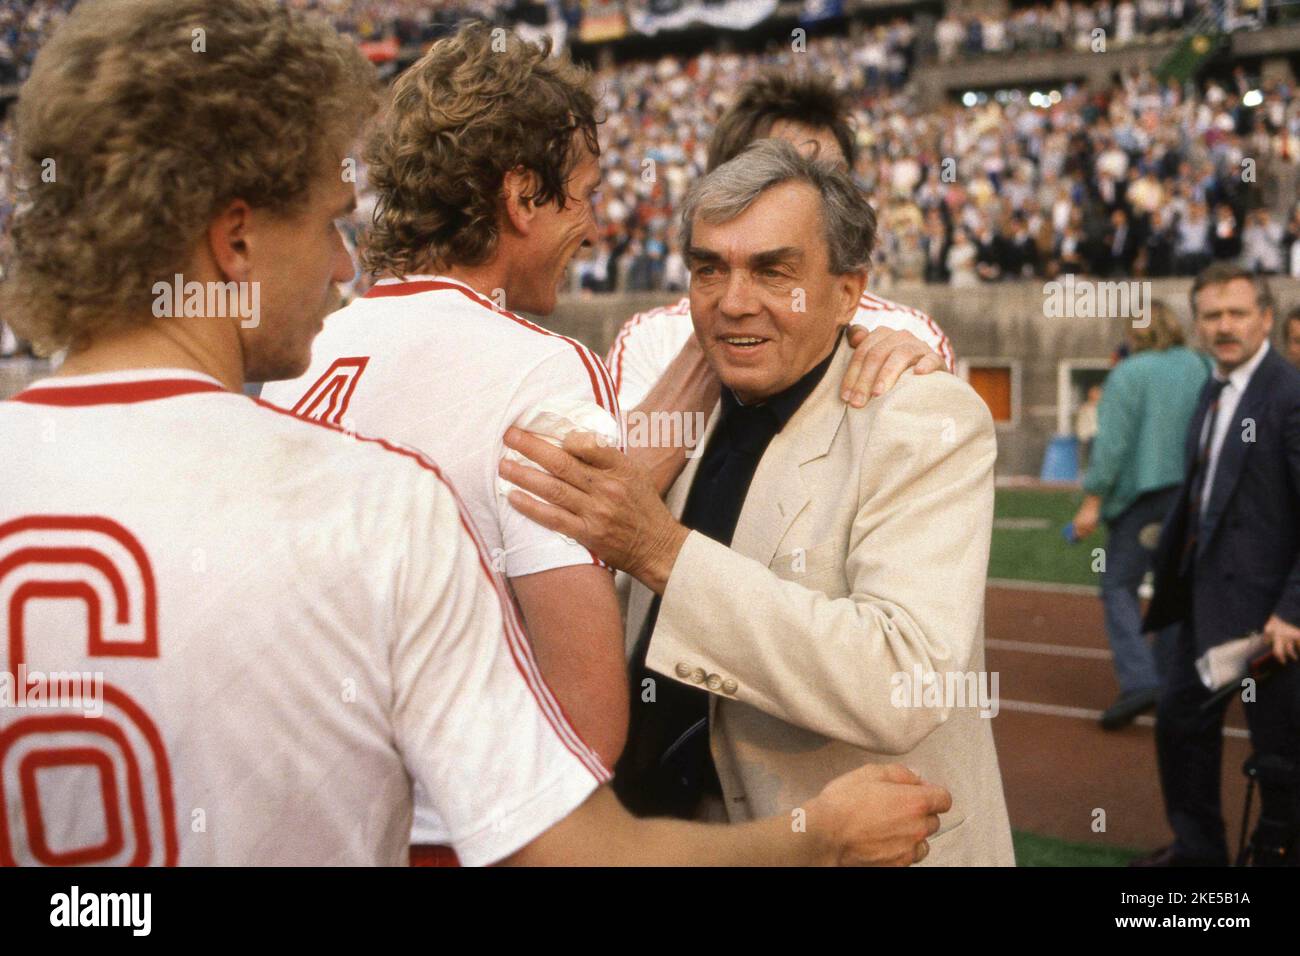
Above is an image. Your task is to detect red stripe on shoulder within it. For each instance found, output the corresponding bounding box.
[607,297,690,394]
[855,293,954,371]
[367,279,618,416]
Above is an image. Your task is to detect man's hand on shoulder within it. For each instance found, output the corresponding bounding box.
[842,325,946,408]
[500,426,689,594]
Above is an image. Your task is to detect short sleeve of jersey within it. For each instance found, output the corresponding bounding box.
[391,464,606,866]
[850,303,956,372]
[494,346,622,578]
[607,300,691,410]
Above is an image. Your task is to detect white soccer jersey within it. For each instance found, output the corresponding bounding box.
[262,275,621,579]
[260,274,621,847]
[0,369,606,866]
[606,292,955,410]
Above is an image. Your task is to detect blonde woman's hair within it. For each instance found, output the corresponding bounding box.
[1129,300,1187,353]
[1,0,378,354]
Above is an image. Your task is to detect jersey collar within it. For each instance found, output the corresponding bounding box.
[364,274,486,301]
[8,368,228,406]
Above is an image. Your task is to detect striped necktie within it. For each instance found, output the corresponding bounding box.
[1180,377,1229,574]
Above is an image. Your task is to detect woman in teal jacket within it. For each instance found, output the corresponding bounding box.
[1072,303,1211,729]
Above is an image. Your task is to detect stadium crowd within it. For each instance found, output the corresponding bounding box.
[0,0,525,81]
[933,0,1266,62]
[0,0,1279,85]
[7,0,1300,339]
[570,38,1300,295]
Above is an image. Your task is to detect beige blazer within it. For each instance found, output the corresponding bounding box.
[624,337,1015,865]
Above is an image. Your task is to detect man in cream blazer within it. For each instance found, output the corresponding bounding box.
[620,340,1014,865]
[501,139,1014,865]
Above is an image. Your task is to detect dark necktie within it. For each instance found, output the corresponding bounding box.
[1180,377,1229,575]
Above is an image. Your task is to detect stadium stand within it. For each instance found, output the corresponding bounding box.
[5,2,1300,299]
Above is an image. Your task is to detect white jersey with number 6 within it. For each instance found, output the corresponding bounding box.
[0,369,605,866]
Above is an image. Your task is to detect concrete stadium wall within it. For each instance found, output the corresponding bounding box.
[5,277,1294,475]
[541,277,1300,477]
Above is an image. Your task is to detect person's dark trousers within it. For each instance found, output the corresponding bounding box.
[1155,622,1231,864]
[1241,660,1300,861]
[1102,486,1178,695]
[1156,623,1300,864]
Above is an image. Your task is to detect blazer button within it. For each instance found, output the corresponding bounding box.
[690,668,707,684]
[675,662,692,679]
[722,678,738,695]
[706,673,722,691]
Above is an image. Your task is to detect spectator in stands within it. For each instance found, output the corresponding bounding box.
[1115,0,1137,43]
[662,239,688,292]
[893,226,926,283]
[947,227,979,286]
[1102,207,1140,276]
[1071,302,1211,730]
[1000,213,1039,278]
[974,222,1002,282]
[1210,203,1242,262]
[579,239,613,294]
[1175,201,1213,276]
[1143,207,1177,277]
[935,13,963,62]
[1241,208,1284,274]
[1056,218,1090,275]
[963,15,984,56]
[921,209,949,283]
[625,234,662,292]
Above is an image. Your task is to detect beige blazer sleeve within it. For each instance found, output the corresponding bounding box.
[645,374,997,755]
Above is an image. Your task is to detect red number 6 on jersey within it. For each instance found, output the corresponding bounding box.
[0,515,178,866]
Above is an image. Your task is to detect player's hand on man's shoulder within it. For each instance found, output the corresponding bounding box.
[842,325,946,408]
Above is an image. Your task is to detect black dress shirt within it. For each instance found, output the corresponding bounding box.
[613,333,842,818]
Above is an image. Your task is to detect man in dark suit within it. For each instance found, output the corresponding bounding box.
[1100,208,1140,277]
[1139,263,1300,866]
